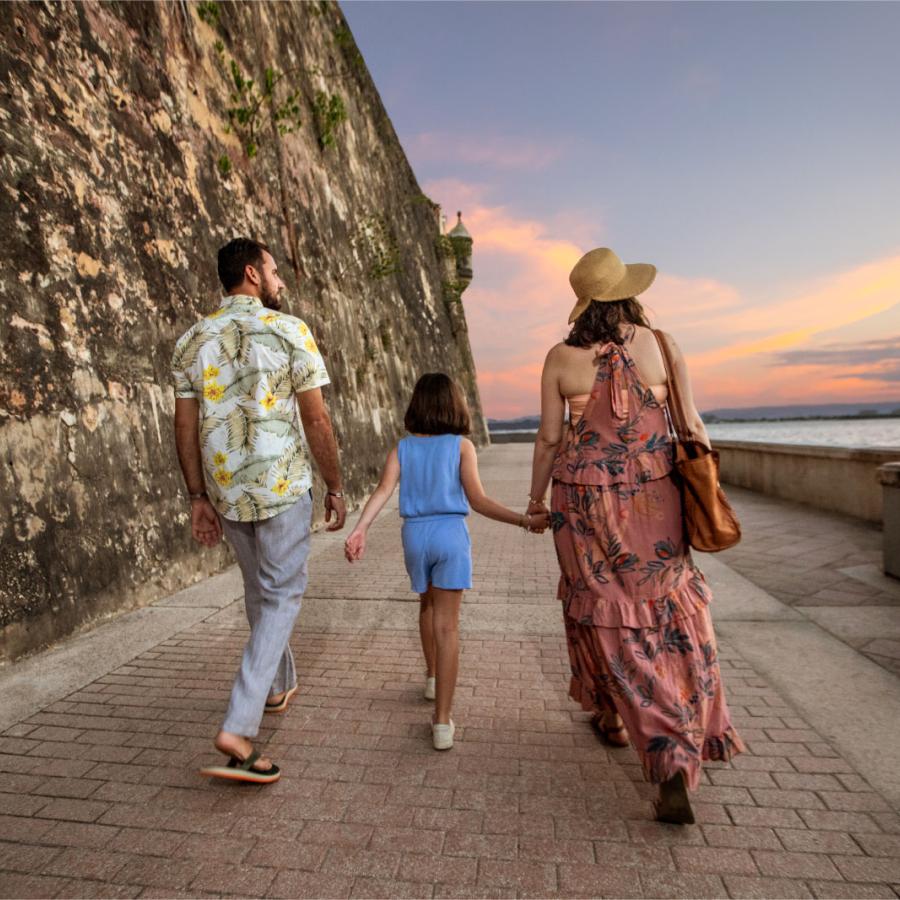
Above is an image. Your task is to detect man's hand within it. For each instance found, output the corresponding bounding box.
[324,493,346,532]
[344,528,366,562]
[191,497,222,547]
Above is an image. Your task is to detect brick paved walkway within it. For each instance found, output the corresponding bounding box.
[2,446,900,899]
[719,488,900,677]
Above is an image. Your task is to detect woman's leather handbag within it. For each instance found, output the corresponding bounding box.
[652,330,742,552]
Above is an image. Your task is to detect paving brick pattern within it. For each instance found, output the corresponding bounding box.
[2,446,899,898]
[719,487,900,677]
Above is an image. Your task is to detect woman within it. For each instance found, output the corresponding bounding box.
[527,248,743,824]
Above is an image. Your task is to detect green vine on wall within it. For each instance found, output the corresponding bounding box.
[442,279,467,305]
[224,60,303,158]
[196,0,219,26]
[198,2,349,167]
[313,91,347,150]
[435,235,454,260]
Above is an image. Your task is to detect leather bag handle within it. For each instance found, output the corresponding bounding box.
[652,329,696,443]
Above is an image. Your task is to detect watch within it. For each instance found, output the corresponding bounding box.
[327,490,344,499]
[188,491,208,501]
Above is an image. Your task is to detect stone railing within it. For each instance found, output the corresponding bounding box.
[715,440,900,524]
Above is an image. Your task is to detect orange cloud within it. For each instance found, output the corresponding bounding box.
[427,179,900,417]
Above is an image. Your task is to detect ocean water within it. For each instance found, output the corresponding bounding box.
[491,417,900,449]
[705,418,900,449]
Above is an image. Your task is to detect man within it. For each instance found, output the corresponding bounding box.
[171,238,345,783]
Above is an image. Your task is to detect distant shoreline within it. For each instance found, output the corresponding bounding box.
[488,413,900,432]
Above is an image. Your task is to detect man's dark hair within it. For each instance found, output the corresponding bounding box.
[217,238,270,292]
[404,373,471,436]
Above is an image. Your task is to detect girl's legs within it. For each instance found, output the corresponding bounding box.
[431,587,462,725]
[419,587,436,678]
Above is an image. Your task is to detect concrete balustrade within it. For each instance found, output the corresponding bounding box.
[878,462,900,578]
[714,440,900,523]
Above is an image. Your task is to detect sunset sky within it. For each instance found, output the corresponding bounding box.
[343,2,900,418]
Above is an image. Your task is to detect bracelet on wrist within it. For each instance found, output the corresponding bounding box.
[327,490,344,499]
[188,490,208,501]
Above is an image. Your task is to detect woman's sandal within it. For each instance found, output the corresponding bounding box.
[264,684,298,714]
[655,771,695,825]
[591,713,630,748]
[199,749,281,784]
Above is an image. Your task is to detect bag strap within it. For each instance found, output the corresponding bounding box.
[652,329,693,443]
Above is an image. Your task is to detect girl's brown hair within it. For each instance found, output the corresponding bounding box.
[565,297,651,348]
[404,373,471,436]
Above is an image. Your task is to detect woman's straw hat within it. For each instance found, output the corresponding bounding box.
[568,248,657,324]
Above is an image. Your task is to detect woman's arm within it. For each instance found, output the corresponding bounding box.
[528,345,566,509]
[344,447,400,561]
[460,439,547,530]
[660,332,711,447]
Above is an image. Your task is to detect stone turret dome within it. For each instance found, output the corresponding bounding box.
[447,211,471,240]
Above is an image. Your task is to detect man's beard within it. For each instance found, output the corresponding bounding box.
[260,280,282,310]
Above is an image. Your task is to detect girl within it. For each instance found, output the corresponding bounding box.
[345,373,548,750]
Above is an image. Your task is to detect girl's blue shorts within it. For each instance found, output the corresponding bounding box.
[401,515,472,594]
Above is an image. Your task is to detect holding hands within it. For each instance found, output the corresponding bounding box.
[525,495,550,534]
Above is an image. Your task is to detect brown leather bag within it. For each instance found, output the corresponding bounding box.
[653,330,741,552]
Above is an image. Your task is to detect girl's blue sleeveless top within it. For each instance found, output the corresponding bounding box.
[397,434,469,520]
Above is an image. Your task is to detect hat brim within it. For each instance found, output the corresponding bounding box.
[567,263,657,324]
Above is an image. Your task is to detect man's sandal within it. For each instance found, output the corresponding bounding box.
[199,750,281,784]
[264,684,298,714]
[591,714,630,748]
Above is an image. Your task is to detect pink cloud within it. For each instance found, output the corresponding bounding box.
[426,178,900,417]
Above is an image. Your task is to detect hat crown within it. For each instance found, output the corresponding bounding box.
[569,248,627,301]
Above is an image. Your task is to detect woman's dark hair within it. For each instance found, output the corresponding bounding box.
[564,298,651,348]
[404,373,471,435]
[217,238,270,291]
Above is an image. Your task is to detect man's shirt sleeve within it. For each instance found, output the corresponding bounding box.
[171,336,199,399]
[290,323,331,393]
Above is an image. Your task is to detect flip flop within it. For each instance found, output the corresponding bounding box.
[199,749,281,784]
[264,684,298,714]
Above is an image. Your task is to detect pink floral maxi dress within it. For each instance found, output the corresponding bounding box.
[550,343,744,789]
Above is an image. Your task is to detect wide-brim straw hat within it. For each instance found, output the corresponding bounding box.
[567,247,657,323]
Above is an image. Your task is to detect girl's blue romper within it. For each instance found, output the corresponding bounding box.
[398,434,473,594]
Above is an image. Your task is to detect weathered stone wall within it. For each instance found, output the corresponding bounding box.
[0,0,487,661]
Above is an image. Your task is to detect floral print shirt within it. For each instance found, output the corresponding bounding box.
[171,294,330,522]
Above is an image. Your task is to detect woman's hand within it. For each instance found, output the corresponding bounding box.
[344,528,366,562]
[527,510,551,533]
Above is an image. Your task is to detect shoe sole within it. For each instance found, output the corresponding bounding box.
[199,766,281,784]
[264,684,298,714]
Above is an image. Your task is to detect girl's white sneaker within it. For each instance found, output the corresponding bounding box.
[424,677,436,701]
[432,719,455,750]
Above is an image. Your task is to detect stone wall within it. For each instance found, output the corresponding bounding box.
[0,0,487,661]
[716,440,900,523]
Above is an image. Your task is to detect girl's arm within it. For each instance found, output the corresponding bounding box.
[529,345,566,511]
[345,447,400,561]
[460,439,548,531]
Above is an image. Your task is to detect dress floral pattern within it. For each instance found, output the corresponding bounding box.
[551,342,743,789]
[171,294,330,522]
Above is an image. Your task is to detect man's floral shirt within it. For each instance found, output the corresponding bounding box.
[171,294,330,522]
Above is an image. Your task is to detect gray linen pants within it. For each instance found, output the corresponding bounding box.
[220,491,313,737]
